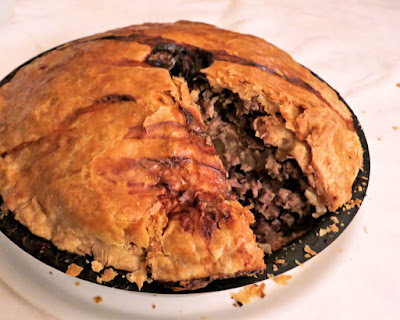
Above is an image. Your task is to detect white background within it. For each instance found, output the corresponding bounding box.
[0,0,399,319]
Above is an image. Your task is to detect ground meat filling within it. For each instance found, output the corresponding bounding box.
[191,81,315,252]
[146,46,320,253]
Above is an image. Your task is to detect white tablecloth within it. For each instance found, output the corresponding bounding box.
[0,0,399,319]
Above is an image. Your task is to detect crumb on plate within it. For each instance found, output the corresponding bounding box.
[363,226,368,234]
[231,283,266,306]
[91,260,104,272]
[93,296,103,304]
[344,198,362,210]
[304,245,317,256]
[75,281,81,287]
[295,260,303,266]
[272,274,292,285]
[66,263,83,277]
[127,268,152,290]
[96,267,118,283]
[330,216,339,224]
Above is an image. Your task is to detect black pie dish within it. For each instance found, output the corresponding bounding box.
[0,44,370,294]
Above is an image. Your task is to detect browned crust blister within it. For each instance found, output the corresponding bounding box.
[0,21,363,290]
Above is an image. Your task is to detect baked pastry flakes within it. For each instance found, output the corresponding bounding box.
[0,21,362,290]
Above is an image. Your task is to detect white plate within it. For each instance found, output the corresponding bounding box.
[0,217,359,320]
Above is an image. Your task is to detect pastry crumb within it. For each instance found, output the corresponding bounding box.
[75,281,81,287]
[330,223,339,233]
[295,260,303,266]
[304,253,311,258]
[267,273,274,279]
[97,267,118,283]
[275,259,285,265]
[93,296,103,304]
[272,274,292,285]
[319,217,340,236]
[393,126,399,131]
[377,137,381,141]
[344,198,362,210]
[304,245,317,256]
[66,263,83,277]
[319,228,328,237]
[91,260,104,272]
[396,83,400,87]
[363,226,368,234]
[357,185,363,192]
[272,264,278,271]
[231,283,266,306]
[127,269,152,290]
[49,271,53,275]
[330,216,339,224]
[152,304,156,309]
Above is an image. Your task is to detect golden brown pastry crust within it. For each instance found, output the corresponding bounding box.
[0,21,362,288]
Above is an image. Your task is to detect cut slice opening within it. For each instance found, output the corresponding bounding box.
[146,43,327,254]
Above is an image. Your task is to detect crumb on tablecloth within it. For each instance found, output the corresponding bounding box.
[97,268,118,283]
[93,296,103,304]
[66,263,83,277]
[272,274,292,285]
[231,283,266,306]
